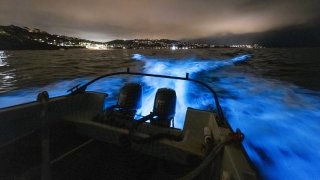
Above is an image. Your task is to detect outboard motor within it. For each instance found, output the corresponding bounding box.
[117,83,142,116]
[152,88,176,127]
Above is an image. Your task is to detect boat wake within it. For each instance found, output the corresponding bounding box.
[1,53,320,179]
[132,53,320,180]
[215,72,320,180]
[131,53,251,127]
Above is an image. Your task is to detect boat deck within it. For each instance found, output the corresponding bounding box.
[0,121,196,180]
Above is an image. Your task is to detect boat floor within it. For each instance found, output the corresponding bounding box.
[0,122,196,180]
[51,140,195,180]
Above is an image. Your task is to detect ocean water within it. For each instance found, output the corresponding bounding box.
[1,48,320,179]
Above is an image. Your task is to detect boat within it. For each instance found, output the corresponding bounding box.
[0,69,259,180]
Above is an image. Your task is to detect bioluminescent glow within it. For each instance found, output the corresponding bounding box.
[216,72,320,180]
[132,53,251,127]
[132,53,320,180]
[0,77,127,109]
[0,79,87,108]
[1,53,320,180]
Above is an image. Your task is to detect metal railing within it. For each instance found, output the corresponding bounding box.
[68,68,226,125]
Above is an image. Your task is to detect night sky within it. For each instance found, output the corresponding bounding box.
[1,0,319,42]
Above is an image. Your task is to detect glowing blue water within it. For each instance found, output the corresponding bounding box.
[1,52,320,180]
[132,53,251,127]
[216,72,320,179]
[131,54,320,179]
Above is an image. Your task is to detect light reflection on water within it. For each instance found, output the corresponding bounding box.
[0,51,16,92]
[0,51,7,67]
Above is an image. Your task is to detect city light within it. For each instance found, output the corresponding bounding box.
[85,43,108,50]
[171,45,177,50]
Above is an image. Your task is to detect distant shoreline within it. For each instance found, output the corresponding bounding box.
[0,46,86,51]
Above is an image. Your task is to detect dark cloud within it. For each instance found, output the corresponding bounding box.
[0,0,319,41]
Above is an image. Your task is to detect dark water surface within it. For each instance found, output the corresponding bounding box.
[1,48,320,179]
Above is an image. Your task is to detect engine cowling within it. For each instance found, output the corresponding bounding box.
[152,88,176,127]
[118,83,142,111]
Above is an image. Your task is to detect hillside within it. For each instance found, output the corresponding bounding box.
[0,25,98,50]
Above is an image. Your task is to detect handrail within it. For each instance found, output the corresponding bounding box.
[68,68,226,124]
